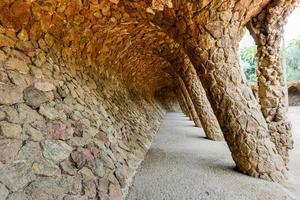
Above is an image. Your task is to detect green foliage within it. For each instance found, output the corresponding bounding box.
[239,45,257,83]
[285,39,300,81]
[239,37,300,83]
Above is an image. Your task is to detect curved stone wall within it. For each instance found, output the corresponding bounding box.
[0,34,165,199]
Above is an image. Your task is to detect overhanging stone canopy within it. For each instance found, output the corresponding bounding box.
[0,0,299,199]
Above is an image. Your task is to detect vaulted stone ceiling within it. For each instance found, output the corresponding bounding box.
[0,0,274,95]
[1,0,299,185]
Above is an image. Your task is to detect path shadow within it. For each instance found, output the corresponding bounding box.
[186,134,207,140]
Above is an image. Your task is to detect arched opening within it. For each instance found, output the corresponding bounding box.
[284,6,300,106]
[239,7,300,106]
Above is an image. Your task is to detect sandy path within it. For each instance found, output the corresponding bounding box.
[127,110,300,200]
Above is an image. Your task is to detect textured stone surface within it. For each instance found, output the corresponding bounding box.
[0,183,9,200]
[23,86,49,108]
[0,121,22,139]
[177,69,224,141]
[32,158,61,177]
[0,41,164,199]
[177,76,202,128]
[0,139,22,164]
[42,140,73,163]
[0,0,297,199]
[71,148,94,169]
[247,0,298,166]
[6,191,32,200]
[47,121,73,140]
[0,162,36,192]
[0,85,23,105]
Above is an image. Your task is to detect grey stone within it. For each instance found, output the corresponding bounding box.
[0,161,36,191]
[59,175,82,195]
[70,110,82,121]
[7,70,32,87]
[0,182,9,200]
[79,167,97,181]
[115,167,127,188]
[42,140,72,163]
[30,120,47,133]
[17,103,44,123]
[88,158,105,177]
[24,124,45,141]
[101,153,115,169]
[16,141,41,163]
[0,121,22,139]
[0,110,6,120]
[97,192,110,200]
[0,105,20,124]
[25,177,65,200]
[32,158,61,177]
[60,159,77,176]
[82,127,98,139]
[39,104,67,121]
[0,85,23,105]
[0,139,22,164]
[82,180,96,199]
[23,86,49,108]
[7,191,32,200]
[63,195,88,200]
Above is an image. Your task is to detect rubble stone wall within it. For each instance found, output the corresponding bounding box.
[0,32,165,200]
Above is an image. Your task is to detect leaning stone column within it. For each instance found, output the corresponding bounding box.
[177,78,202,128]
[177,88,192,120]
[179,58,223,141]
[176,88,189,116]
[247,0,298,165]
[182,27,287,181]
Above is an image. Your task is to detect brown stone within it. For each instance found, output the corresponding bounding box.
[47,121,73,140]
[0,139,22,164]
[0,34,15,47]
[0,121,22,139]
[0,85,23,105]
[4,57,29,74]
[23,86,49,108]
[95,131,109,145]
[33,79,55,91]
[0,2,296,198]
[71,148,94,169]
[0,68,10,84]
[98,178,109,193]
[109,183,122,200]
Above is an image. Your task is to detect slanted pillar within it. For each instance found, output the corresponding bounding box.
[178,58,224,141]
[177,78,202,128]
[247,1,298,165]
[176,88,190,117]
[181,26,287,181]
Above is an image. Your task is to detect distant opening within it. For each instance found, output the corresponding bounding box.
[239,30,257,84]
[239,7,300,84]
[283,6,300,82]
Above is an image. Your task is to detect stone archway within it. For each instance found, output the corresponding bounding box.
[0,0,300,199]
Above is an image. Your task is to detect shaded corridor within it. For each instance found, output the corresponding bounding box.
[127,110,300,200]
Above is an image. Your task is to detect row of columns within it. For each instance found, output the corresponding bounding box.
[175,58,224,141]
[125,0,297,182]
[170,1,298,181]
